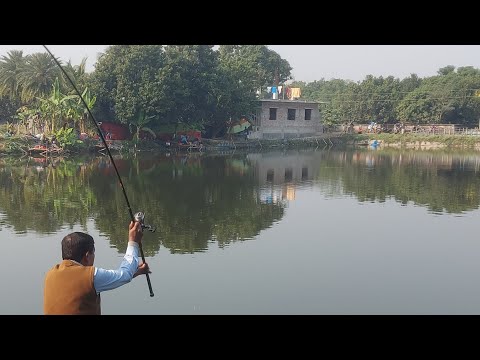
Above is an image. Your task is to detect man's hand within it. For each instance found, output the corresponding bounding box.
[133,262,151,278]
[129,221,143,244]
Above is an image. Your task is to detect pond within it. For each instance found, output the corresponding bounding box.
[1,147,480,314]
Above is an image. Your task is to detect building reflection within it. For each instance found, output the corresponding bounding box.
[247,150,321,204]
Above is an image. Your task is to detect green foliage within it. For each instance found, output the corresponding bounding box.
[55,126,82,150]
[159,45,219,127]
[17,52,62,102]
[0,49,98,136]
[0,96,20,124]
[36,77,79,133]
[297,68,480,128]
[0,50,26,100]
[155,122,204,133]
[218,45,292,92]
[129,108,155,142]
[88,45,166,125]
[88,45,293,138]
[62,58,89,95]
[6,46,480,132]
[396,67,480,126]
[15,105,36,123]
[438,65,455,76]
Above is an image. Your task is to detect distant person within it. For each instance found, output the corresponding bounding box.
[192,137,203,150]
[43,220,151,315]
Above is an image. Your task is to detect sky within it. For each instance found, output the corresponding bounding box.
[1,45,480,83]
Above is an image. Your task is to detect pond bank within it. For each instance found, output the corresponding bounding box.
[347,133,480,151]
[3,132,480,156]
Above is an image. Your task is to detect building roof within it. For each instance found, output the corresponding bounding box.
[257,99,328,105]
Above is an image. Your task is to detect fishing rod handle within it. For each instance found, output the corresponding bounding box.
[138,242,154,297]
[134,212,155,297]
[140,245,154,297]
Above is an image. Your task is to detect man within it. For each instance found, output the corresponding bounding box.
[44,221,150,315]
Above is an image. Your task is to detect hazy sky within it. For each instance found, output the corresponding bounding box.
[1,45,480,83]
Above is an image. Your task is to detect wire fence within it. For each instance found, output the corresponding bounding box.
[331,123,480,136]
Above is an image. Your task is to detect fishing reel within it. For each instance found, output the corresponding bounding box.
[134,212,156,232]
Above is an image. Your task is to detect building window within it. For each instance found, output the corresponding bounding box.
[305,109,312,120]
[269,108,277,120]
[302,167,308,180]
[287,109,296,121]
[266,169,274,182]
[285,168,293,182]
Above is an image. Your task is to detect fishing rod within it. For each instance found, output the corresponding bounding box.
[43,45,155,297]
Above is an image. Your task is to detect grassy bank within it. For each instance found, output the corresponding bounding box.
[340,133,480,149]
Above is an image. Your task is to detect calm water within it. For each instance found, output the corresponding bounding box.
[2,147,480,314]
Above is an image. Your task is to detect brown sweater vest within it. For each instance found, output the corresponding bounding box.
[44,260,101,315]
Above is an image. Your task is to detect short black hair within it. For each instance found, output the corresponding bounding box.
[61,232,95,262]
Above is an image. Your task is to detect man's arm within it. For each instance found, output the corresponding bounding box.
[93,241,140,293]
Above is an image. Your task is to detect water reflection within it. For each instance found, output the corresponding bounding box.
[1,148,480,254]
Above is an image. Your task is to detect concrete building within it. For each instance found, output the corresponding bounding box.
[248,99,323,140]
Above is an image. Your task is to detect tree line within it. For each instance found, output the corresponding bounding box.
[0,45,291,139]
[1,46,480,142]
[294,65,480,128]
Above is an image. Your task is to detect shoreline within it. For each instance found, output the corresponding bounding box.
[3,132,480,157]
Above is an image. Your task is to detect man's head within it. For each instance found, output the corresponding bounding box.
[62,232,95,265]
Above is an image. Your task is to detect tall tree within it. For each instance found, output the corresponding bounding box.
[218,45,292,95]
[396,66,480,126]
[88,45,166,125]
[18,52,62,103]
[62,57,89,94]
[88,45,293,137]
[158,45,218,129]
[0,50,26,100]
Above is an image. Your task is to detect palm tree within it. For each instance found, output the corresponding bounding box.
[0,50,26,100]
[62,57,88,94]
[18,52,62,103]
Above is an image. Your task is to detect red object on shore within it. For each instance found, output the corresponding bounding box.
[97,122,132,140]
[179,130,201,140]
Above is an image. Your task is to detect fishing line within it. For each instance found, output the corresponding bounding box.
[43,45,154,297]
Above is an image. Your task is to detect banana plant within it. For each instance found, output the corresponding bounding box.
[15,106,38,134]
[128,109,156,147]
[62,86,97,135]
[77,87,96,134]
[37,77,77,133]
[54,126,83,150]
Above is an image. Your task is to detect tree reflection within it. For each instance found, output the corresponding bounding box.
[0,153,286,254]
[1,149,480,254]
